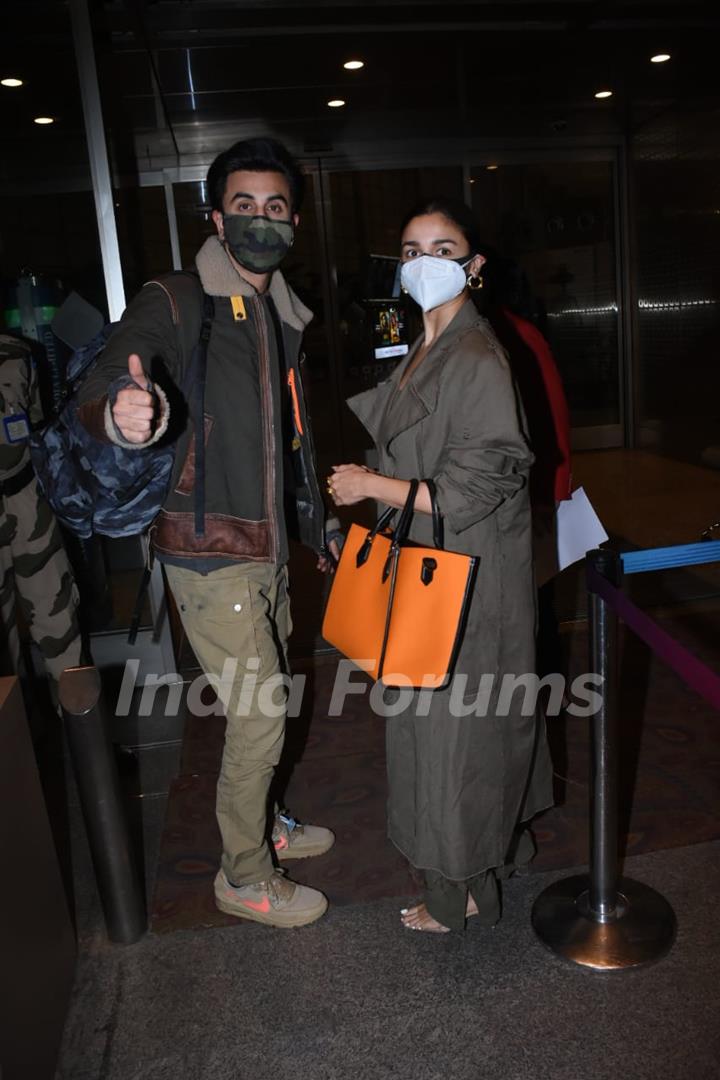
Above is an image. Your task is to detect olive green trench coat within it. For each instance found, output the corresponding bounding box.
[347,300,553,880]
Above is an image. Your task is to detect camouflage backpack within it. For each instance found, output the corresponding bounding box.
[29,272,212,539]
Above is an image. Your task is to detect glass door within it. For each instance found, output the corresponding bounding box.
[315,154,623,458]
[468,158,622,448]
[325,164,465,467]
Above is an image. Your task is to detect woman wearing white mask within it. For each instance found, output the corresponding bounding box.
[329,198,553,934]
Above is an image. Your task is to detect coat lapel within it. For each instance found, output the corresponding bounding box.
[348,301,483,449]
[346,377,397,443]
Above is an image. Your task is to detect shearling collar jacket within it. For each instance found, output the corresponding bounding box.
[77,236,330,564]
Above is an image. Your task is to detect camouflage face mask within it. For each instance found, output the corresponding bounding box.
[222,214,294,274]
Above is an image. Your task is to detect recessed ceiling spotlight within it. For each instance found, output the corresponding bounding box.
[594,90,613,99]
[327,99,346,108]
[1,77,24,87]
[34,116,55,124]
[651,53,671,63]
[486,164,499,171]
[343,60,364,70]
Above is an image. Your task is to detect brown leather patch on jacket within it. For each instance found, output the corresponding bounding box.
[152,509,271,560]
[77,397,112,443]
[175,415,214,496]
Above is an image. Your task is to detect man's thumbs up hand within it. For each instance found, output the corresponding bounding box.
[112,354,157,444]
[128,353,150,391]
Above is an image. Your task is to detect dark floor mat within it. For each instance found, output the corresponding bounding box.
[151,608,720,933]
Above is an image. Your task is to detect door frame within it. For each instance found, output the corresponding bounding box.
[146,137,631,453]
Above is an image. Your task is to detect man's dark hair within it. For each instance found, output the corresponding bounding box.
[206,137,305,214]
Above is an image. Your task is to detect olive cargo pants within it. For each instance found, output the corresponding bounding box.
[165,562,292,886]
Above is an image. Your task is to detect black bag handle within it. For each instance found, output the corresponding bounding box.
[389,479,444,549]
[127,288,213,642]
[380,479,419,583]
[191,292,215,538]
[140,273,213,539]
[424,478,444,551]
[392,479,420,546]
[369,503,397,539]
[355,478,445,570]
[356,499,398,568]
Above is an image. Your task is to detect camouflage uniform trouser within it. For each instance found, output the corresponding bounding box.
[0,468,82,685]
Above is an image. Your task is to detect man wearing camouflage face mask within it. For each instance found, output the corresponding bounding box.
[221,210,295,274]
[77,138,340,928]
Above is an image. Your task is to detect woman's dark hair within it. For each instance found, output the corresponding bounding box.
[401,199,558,501]
[399,196,537,318]
[206,137,305,214]
[400,197,500,309]
[400,198,484,259]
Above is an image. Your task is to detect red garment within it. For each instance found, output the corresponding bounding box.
[494,308,572,506]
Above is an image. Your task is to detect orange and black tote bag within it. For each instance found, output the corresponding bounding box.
[322,480,478,689]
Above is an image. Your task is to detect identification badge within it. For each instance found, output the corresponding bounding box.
[231,296,247,322]
[3,412,30,443]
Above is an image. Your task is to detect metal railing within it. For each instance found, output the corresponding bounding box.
[532,541,720,970]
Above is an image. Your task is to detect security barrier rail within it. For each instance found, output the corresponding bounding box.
[532,541,720,970]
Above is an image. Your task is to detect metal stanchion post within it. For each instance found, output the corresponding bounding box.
[531,549,676,970]
[589,548,621,922]
[59,666,146,944]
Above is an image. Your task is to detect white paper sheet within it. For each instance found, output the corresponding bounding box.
[556,487,609,572]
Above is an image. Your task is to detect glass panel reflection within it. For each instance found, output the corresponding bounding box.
[114,186,173,297]
[470,161,620,432]
[329,166,464,458]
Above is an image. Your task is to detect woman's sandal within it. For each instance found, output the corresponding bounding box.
[400,893,479,933]
[400,903,451,933]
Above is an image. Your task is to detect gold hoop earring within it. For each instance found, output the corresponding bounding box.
[467,274,483,291]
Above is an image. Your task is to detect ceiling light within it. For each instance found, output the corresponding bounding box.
[469,179,476,184]
[34,116,55,125]
[486,164,498,171]
[594,90,613,99]
[327,99,346,108]
[1,77,23,88]
[651,53,671,63]
[343,60,364,70]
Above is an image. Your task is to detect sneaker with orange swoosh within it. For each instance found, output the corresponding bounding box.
[213,869,328,927]
[272,811,335,861]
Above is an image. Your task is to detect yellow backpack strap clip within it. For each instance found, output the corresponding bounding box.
[230,296,247,322]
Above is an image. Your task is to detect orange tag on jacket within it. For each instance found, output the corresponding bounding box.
[231,296,247,321]
[287,368,304,435]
